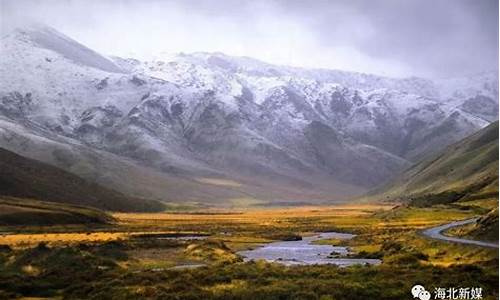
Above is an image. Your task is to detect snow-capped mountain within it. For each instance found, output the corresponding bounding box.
[0,25,497,205]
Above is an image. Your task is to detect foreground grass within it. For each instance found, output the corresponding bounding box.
[0,202,497,299]
[0,244,497,300]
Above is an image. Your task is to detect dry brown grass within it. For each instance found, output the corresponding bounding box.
[0,204,392,248]
[0,232,126,248]
[113,204,392,225]
[0,203,481,257]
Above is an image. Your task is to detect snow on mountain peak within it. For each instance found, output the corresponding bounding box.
[0,25,498,200]
[4,24,125,74]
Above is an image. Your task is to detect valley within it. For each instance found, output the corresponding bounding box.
[0,201,497,299]
[0,16,498,300]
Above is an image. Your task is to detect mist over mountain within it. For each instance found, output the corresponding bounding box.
[363,121,498,206]
[0,24,497,206]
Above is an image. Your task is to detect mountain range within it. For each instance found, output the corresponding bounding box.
[0,24,498,207]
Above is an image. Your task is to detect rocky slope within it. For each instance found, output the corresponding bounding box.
[0,24,497,206]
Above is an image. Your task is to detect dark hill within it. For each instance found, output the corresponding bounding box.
[0,147,164,212]
[0,196,113,225]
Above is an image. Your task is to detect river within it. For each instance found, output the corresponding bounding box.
[238,232,381,266]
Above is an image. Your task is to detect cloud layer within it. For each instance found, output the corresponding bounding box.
[2,0,498,78]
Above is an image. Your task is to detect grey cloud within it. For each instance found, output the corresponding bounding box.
[271,0,498,77]
[1,0,498,78]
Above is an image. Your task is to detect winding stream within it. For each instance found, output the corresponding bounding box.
[238,232,381,266]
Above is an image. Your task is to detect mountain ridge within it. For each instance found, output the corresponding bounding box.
[0,24,497,206]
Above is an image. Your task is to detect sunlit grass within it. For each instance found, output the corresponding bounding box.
[0,232,126,248]
[0,202,497,299]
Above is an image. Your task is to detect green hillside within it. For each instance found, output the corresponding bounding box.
[363,121,498,206]
[0,147,164,212]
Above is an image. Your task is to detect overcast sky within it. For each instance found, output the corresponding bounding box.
[1,0,498,78]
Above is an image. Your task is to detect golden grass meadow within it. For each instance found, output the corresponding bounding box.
[0,199,497,299]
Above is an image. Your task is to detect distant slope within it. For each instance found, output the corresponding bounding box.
[0,196,113,225]
[0,117,361,206]
[363,121,498,206]
[0,147,164,212]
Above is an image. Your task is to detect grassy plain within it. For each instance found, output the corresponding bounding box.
[0,201,497,299]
